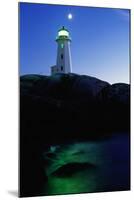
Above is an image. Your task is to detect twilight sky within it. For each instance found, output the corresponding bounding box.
[19,2,130,84]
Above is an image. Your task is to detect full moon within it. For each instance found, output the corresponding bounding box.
[68,13,73,20]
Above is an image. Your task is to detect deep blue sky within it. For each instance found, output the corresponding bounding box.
[19,2,130,84]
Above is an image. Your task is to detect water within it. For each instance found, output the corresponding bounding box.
[43,133,130,195]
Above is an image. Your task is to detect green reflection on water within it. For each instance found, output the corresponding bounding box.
[46,169,98,195]
[44,141,103,195]
[43,134,129,195]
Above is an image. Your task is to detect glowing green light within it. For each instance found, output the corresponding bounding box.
[58,30,69,37]
[61,43,64,48]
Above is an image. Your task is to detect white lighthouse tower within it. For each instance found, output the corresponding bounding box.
[51,26,72,75]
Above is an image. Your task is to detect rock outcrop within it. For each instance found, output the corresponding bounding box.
[20,73,130,140]
[20,73,130,197]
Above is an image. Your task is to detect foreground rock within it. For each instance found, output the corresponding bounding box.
[20,73,130,197]
[20,73,130,140]
[52,162,96,177]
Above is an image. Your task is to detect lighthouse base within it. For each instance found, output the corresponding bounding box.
[51,65,71,75]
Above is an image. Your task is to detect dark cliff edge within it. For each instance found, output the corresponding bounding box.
[20,73,130,197]
[20,73,130,140]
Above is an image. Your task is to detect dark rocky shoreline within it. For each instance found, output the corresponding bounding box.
[20,73,130,197]
[20,73,130,139]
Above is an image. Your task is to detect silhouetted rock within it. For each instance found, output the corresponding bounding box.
[20,73,130,137]
[20,73,130,196]
[52,162,96,177]
[101,83,130,104]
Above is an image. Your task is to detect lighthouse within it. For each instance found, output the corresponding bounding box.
[51,26,72,75]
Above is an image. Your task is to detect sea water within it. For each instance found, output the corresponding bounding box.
[43,133,130,195]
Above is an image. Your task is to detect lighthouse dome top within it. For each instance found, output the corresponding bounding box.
[58,26,69,37]
[56,26,71,41]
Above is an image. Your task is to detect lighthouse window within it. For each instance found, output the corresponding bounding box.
[61,54,63,59]
[61,66,63,71]
[61,43,64,48]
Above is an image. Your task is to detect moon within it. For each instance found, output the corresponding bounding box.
[68,13,73,20]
